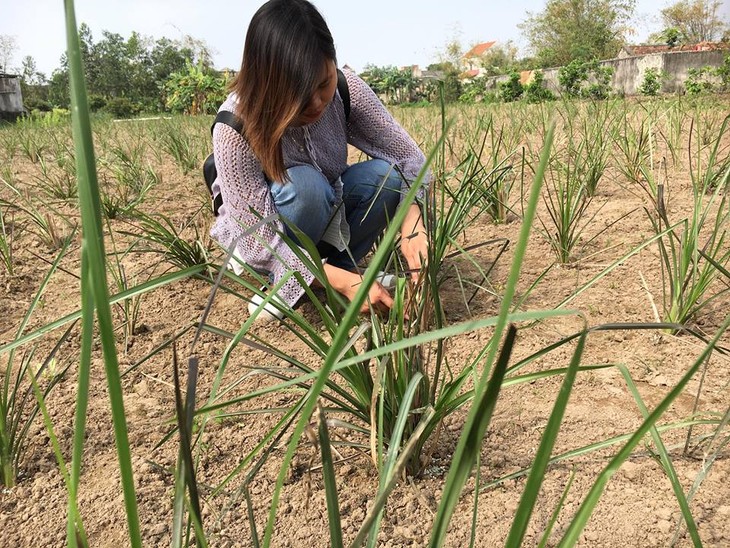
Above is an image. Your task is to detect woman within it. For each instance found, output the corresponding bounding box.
[210,0,429,320]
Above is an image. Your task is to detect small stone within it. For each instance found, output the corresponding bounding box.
[657,520,672,534]
[649,375,670,387]
[656,507,672,521]
[622,461,639,480]
[149,522,168,536]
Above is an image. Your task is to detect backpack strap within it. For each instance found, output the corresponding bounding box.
[210,109,243,135]
[337,69,350,121]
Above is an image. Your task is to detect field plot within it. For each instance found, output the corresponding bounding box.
[1,96,730,547]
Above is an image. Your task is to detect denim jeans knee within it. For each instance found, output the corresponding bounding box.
[326,159,403,270]
[269,165,335,245]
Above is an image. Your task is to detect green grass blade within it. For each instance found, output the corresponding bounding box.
[69,248,93,546]
[351,407,436,548]
[617,364,701,547]
[64,2,141,545]
[429,324,517,547]
[317,403,344,548]
[538,469,576,548]
[430,120,555,547]
[505,327,587,546]
[557,314,730,547]
[26,365,88,546]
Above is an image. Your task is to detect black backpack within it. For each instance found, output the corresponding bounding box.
[203,69,351,216]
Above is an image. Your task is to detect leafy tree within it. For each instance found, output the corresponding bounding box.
[478,41,519,76]
[520,0,636,68]
[19,56,49,110]
[45,23,200,112]
[656,0,728,44]
[360,65,418,104]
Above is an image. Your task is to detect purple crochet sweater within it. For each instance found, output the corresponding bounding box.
[210,69,429,307]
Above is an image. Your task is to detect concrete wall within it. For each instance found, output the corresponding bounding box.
[482,49,728,96]
[0,75,24,121]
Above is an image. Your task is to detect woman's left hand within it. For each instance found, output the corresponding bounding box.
[400,204,428,283]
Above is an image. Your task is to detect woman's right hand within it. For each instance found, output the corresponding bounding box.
[322,264,394,314]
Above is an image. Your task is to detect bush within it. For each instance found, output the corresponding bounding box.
[498,71,523,102]
[685,66,716,95]
[523,71,555,103]
[164,62,229,115]
[639,68,664,96]
[558,59,613,99]
[558,60,588,97]
[459,77,488,103]
[105,97,142,119]
[88,94,108,112]
[24,97,53,112]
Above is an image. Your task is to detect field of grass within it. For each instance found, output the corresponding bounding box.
[1,25,730,546]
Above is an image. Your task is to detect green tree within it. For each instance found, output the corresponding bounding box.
[656,0,728,43]
[45,24,200,112]
[520,0,636,68]
[19,56,50,110]
[478,41,519,76]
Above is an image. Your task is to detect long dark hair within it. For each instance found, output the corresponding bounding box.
[231,0,336,182]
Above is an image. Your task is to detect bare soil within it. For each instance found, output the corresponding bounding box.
[1,106,730,547]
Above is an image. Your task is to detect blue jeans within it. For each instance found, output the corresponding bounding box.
[269,159,402,270]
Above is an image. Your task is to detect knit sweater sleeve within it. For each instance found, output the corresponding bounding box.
[210,121,315,307]
[343,70,430,202]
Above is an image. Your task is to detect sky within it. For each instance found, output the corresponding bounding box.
[2,0,728,77]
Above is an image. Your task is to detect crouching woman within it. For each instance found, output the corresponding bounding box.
[210,0,429,320]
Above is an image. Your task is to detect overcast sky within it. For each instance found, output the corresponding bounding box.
[2,0,728,77]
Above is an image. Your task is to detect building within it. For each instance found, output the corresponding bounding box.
[462,41,496,76]
[618,41,730,59]
[0,73,24,122]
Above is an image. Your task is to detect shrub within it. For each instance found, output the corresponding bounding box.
[523,70,555,103]
[88,94,107,112]
[459,77,487,103]
[164,62,230,115]
[558,59,613,99]
[639,68,664,96]
[558,59,588,97]
[685,66,716,95]
[498,71,523,102]
[105,97,141,119]
[24,97,53,112]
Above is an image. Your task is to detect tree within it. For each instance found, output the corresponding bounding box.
[0,34,18,73]
[478,41,519,76]
[656,0,728,43]
[520,0,636,68]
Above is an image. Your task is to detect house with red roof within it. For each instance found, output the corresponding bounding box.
[462,41,496,76]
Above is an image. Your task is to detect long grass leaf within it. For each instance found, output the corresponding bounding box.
[65,2,141,544]
[557,314,730,547]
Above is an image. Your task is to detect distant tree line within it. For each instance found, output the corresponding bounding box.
[10,23,229,117]
[3,0,728,116]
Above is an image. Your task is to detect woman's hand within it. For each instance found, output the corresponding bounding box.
[400,204,428,282]
[322,264,394,313]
